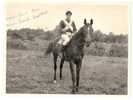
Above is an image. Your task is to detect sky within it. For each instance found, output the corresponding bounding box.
[6,0,129,34]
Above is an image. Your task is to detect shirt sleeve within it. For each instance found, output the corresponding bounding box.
[59,20,65,34]
[59,20,65,33]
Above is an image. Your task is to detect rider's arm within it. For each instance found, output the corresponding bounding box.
[72,21,77,33]
[59,20,68,33]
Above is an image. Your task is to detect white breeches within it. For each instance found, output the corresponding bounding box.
[58,32,72,46]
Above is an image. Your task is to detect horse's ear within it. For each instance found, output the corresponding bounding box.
[84,18,87,25]
[90,19,93,25]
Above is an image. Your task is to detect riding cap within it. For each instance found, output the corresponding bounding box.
[65,11,72,15]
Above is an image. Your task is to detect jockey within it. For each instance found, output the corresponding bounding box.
[57,11,77,46]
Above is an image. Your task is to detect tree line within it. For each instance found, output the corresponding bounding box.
[7,28,128,44]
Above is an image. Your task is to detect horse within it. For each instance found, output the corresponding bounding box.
[45,18,94,93]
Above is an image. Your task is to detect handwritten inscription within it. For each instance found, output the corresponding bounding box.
[7,9,48,27]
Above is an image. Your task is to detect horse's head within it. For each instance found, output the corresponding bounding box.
[81,18,94,46]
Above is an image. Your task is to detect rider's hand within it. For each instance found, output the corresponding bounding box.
[62,27,69,32]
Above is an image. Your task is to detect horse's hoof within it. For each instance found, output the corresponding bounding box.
[71,91,76,94]
[53,80,57,84]
[76,88,79,92]
[71,89,76,94]
[60,77,62,80]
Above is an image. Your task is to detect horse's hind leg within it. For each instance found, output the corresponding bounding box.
[53,54,58,83]
[60,58,64,80]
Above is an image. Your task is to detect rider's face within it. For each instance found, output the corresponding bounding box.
[66,14,71,21]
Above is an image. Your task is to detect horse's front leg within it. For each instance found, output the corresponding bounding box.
[53,54,58,83]
[60,58,64,80]
[69,61,76,93]
[76,60,82,92]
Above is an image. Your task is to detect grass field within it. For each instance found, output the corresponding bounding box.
[6,49,127,94]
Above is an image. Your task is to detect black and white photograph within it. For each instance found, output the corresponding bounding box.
[5,0,130,95]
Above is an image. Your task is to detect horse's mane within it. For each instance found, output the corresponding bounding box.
[72,26,84,41]
[68,26,86,49]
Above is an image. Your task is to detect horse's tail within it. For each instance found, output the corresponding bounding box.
[45,42,53,55]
